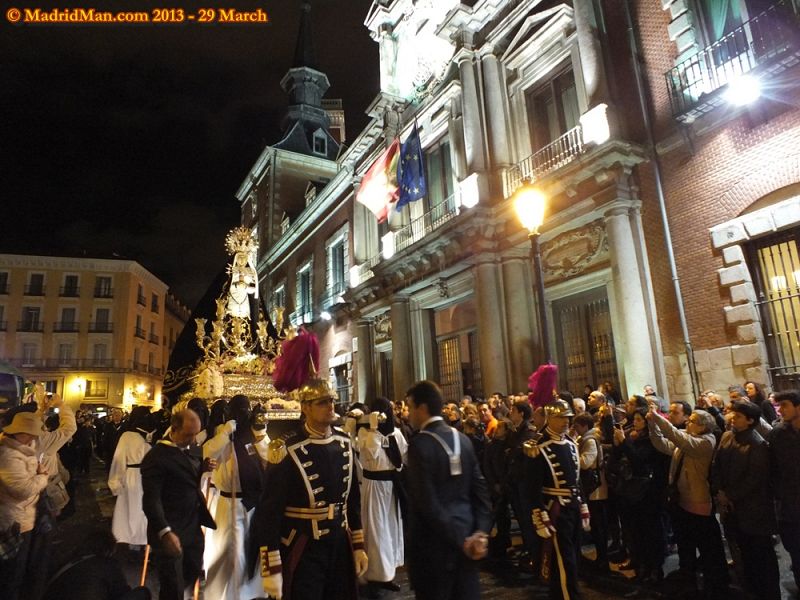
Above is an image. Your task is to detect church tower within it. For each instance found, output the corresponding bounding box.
[274,2,340,160]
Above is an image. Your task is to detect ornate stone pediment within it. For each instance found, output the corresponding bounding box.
[541,220,608,283]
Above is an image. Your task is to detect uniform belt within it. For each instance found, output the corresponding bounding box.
[126,463,141,468]
[542,486,580,497]
[362,469,395,481]
[220,490,237,498]
[284,503,344,520]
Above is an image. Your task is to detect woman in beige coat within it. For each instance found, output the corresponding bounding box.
[0,411,50,600]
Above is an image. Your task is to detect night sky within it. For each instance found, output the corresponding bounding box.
[0,0,378,308]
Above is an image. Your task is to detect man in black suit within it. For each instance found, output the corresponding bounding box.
[141,408,215,600]
[404,380,492,600]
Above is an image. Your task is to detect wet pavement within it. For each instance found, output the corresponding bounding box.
[48,457,798,600]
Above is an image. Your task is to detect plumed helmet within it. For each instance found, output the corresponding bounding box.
[544,399,574,418]
[296,378,338,404]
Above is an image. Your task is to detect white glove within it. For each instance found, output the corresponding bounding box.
[262,573,283,599]
[225,419,237,434]
[353,549,368,578]
[343,417,357,437]
[368,411,379,431]
[532,508,556,539]
[580,503,591,531]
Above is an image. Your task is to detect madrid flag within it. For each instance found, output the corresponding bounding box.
[356,138,400,223]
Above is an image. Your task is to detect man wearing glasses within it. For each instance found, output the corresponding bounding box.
[251,379,368,600]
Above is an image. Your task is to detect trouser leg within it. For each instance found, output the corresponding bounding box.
[779,520,800,589]
[549,507,582,600]
[588,499,608,565]
[736,530,781,600]
[691,512,728,593]
[673,506,698,573]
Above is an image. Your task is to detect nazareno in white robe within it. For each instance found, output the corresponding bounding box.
[357,427,408,583]
[108,430,151,545]
[202,423,269,600]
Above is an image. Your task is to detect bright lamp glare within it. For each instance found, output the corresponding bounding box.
[513,186,547,234]
[725,75,760,106]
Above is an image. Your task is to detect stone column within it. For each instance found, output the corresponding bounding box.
[448,98,468,181]
[604,203,658,395]
[480,49,511,169]
[456,50,486,174]
[410,304,436,381]
[355,318,376,404]
[473,258,510,395]
[391,297,414,403]
[502,255,537,391]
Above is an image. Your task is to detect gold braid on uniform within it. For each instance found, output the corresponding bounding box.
[260,547,282,576]
[350,529,365,551]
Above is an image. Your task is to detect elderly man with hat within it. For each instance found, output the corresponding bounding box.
[250,378,367,600]
[522,398,591,600]
[0,411,50,600]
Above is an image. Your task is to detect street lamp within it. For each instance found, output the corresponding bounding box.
[513,184,551,363]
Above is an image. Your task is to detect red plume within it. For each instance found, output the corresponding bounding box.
[527,363,559,409]
[273,328,320,392]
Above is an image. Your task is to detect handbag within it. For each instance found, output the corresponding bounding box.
[0,522,23,561]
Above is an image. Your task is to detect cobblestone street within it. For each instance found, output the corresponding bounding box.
[48,457,797,600]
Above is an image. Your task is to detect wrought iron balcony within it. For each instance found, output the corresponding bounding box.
[17,321,44,332]
[137,294,146,306]
[149,332,160,344]
[88,321,113,333]
[352,195,460,286]
[134,326,146,339]
[666,0,800,122]
[94,287,114,298]
[24,285,45,296]
[289,307,314,326]
[321,281,348,311]
[0,284,8,294]
[59,286,80,297]
[503,125,585,199]
[53,321,80,332]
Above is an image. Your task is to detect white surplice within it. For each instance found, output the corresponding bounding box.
[108,430,151,545]
[357,427,407,583]
[202,423,269,600]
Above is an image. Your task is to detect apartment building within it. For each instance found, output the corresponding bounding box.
[0,254,188,410]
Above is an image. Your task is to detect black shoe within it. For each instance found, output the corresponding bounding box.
[365,582,382,599]
[380,581,401,592]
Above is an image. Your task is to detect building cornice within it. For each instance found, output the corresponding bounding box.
[0,254,168,291]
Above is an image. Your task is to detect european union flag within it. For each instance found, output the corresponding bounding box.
[395,123,426,211]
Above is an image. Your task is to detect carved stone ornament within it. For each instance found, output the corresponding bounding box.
[373,313,392,345]
[541,221,609,283]
[436,278,449,298]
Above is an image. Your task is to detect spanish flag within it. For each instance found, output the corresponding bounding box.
[356,138,400,223]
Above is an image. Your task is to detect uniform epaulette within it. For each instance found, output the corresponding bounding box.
[523,438,541,458]
[267,438,288,464]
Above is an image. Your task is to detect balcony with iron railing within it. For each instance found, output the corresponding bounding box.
[134,326,146,339]
[149,332,160,344]
[88,321,113,333]
[59,286,80,297]
[666,0,800,121]
[53,321,80,333]
[321,281,348,311]
[503,125,585,199]
[5,357,128,370]
[24,285,45,296]
[354,195,460,285]
[289,306,314,326]
[94,287,114,298]
[137,294,146,306]
[17,321,44,332]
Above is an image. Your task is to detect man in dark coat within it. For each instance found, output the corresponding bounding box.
[769,390,800,593]
[404,380,492,600]
[141,408,215,600]
[712,400,780,600]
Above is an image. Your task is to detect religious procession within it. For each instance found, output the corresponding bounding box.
[0,226,797,600]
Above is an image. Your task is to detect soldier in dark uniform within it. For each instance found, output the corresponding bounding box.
[250,379,367,600]
[523,399,590,600]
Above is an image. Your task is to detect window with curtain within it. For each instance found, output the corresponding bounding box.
[424,142,454,210]
[526,68,580,153]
